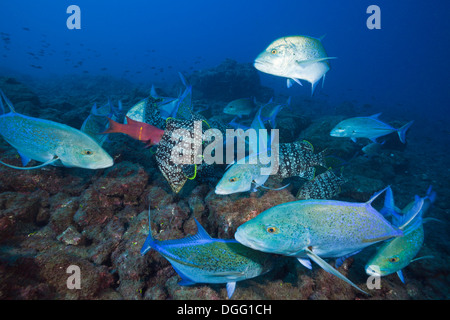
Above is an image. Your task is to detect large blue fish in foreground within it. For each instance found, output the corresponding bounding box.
[235,187,403,294]
[365,186,437,283]
[141,208,274,299]
[330,113,414,144]
[0,90,114,170]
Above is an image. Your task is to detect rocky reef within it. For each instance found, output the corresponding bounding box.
[0,69,449,301]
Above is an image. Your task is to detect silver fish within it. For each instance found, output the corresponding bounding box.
[0,90,113,170]
[330,113,414,144]
[254,35,336,94]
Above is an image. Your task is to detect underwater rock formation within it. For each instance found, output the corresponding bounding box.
[188,58,273,102]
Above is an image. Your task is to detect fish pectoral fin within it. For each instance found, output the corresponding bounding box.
[296,57,337,66]
[0,156,59,170]
[410,255,434,264]
[206,271,245,278]
[17,151,31,167]
[304,248,368,295]
[259,182,290,191]
[396,270,405,284]
[297,257,312,269]
[226,282,237,299]
[361,235,396,244]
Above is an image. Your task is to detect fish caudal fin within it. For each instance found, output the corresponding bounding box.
[140,206,156,256]
[397,120,414,144]
[100,117,124,135]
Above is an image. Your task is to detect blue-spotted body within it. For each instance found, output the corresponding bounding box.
[0,90,113,170]
[235,187,402,294]
[365,186,436,282]
[141,209,274,298]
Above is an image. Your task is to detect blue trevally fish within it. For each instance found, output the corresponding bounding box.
[126,72,190,123]
[365,186,437,283]
[260,96,290,128]
[330,113,414,144]
[0,90,113,170]
[254,35,336,95]
[215,140,325,195]
[235,187,403,294]
[81,99,123,146]
[140,208,274,299]
[223,97,256,118]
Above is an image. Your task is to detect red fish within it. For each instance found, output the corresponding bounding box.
[102,116,164,147]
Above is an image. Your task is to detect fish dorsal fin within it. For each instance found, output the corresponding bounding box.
[0,90,16,113]
[366,186,390,207]
[369,112,382,119]
[150,85,160,98]
[398,197,424,231]
[90,103,98,115]
[318,34,327,41]
[125,115,141,126]
[193,218,212,240]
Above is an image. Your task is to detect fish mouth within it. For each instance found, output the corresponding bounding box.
[254,60,269,71]
[215,187,231,195]
[235,229,278,254]
[90,157,114,169]
[365,264,385,277]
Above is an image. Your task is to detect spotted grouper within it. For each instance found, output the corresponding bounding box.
[234,186,403,294]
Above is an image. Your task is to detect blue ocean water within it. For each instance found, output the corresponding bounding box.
[0,0,449,301]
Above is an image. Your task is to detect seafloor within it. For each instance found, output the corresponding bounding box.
[0,60,449,300]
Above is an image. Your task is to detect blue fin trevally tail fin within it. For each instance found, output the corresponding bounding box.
[141,206,156,256]
[397,120,414,143]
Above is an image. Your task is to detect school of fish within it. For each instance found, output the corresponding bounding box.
[0,33,432,299]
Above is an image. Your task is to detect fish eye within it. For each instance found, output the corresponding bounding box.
[388,257,399,263]
[82,149,94,156]
[271,49,277,55]
[229,177,238,183]
[266,226,278,234]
